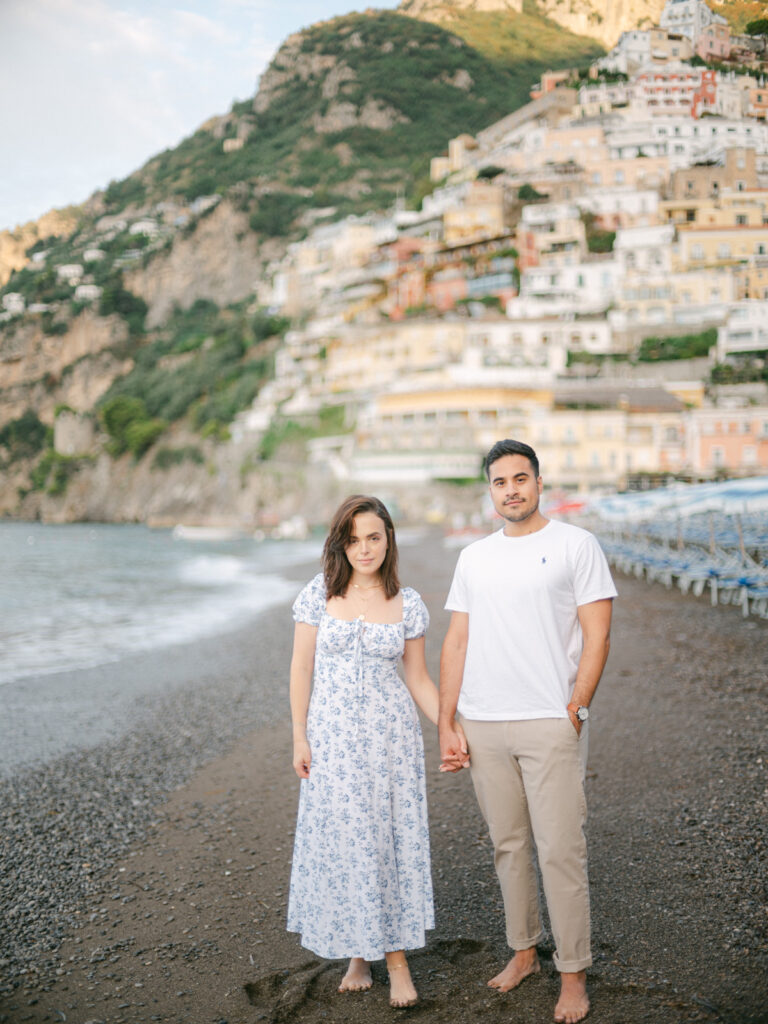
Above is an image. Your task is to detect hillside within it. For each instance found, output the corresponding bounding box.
[399,0,761,47]
[95,10,602,227]
[0,5,604,524]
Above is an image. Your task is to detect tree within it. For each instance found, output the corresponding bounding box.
[518,183,547,201]
[745,18,768,36]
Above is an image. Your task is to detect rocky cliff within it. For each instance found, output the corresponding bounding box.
[537,0,666,47]
[0,208,81,289]
[401,0,669,47]
[0,6,604,524]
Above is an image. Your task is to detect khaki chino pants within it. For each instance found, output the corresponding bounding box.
[461,717,591,973]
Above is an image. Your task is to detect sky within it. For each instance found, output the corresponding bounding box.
[0,0,401,233]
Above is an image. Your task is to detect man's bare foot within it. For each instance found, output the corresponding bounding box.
[338,957,372,993]
[554,970,589,1023]
[387,961,418,1007]
[488,948,541,991]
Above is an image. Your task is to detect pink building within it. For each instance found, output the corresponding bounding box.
[696,23,731,61]
[688,408,768,476]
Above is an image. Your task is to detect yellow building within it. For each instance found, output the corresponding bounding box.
[676,224,768,271]
[348,382,689,489]
[443,181,507,245]
[734,258,768,300]
[430,133,479,181]
[661,191,768,230]
[507,125,609,176]
[583,154,669,191]
[318,320,467,395]
[617,266,735,323]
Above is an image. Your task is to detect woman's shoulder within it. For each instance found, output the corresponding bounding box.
[292,572,327,624]
[401,585,429,637]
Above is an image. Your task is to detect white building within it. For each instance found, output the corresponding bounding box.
[614,224,675,277]
[659,0,727,45]
[1,292,25,314]
[577,80,632,115]
[56,264,84,284]
[517,259,622,314]
[716,301,768,358]
[576,188,660,228]
[129,219,159,236]
[74,284,103,302]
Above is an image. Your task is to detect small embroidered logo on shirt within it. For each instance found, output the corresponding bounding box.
[541,556,547,564]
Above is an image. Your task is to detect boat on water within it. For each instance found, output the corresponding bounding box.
[171,524,247,542]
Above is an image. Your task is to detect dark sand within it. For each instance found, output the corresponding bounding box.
[1,532,766,1024]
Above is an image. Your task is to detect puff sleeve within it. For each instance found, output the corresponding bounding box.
[403,587,429,640]
[292,573,326,626]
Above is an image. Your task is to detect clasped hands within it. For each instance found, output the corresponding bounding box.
[438,718,470,774]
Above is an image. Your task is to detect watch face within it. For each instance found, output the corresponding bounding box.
[577,707,589,721]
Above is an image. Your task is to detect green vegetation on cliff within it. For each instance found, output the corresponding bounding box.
[100,300,286,442]
[638,327,718,362]
[99,10,603,226]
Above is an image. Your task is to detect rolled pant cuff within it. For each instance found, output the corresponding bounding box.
[508,930,545,951]
[553,955,592,973]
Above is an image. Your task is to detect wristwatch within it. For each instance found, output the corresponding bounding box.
[567,702,589,722]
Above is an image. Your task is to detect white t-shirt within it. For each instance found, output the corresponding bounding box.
[445,520,617,721]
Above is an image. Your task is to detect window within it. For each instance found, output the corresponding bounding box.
[717,243,731,259]
[736,215,747,226]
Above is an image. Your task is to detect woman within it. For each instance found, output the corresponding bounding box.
[287,495,465,1007]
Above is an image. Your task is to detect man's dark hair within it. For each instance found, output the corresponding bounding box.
[483,439,540,480]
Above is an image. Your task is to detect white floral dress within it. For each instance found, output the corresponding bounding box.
[287,573,435,961]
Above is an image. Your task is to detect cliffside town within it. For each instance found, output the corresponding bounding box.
[1,0,767,525]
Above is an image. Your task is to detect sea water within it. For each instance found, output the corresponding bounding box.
[0,522,321,687]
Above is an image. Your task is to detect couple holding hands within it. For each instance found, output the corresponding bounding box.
[287,440,616,1023]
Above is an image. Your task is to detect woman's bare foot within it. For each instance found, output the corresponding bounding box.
[338,957,372,993]
[554,971,589,1023]
[386,958,418,1007]
[488,948,541,991]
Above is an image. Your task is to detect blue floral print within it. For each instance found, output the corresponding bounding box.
[287,573,435,961]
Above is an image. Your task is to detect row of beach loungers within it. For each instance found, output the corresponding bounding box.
[596,512,768,620]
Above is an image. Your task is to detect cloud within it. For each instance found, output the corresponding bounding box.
[0,0,276,227]
[0,0,400,229]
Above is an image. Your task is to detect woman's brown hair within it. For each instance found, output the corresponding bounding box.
[323,495,400,599]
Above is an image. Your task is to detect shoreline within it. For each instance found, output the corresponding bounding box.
[1,537,766,1023]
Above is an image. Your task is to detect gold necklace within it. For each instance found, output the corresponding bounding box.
[351,581,382,620]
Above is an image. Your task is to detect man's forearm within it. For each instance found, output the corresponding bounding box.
[570,637,610,707]
[570,599,612,708]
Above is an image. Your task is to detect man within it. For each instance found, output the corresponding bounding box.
[438,439,616,1024]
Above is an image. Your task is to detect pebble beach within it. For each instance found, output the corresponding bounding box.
[1,530,766,1024]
